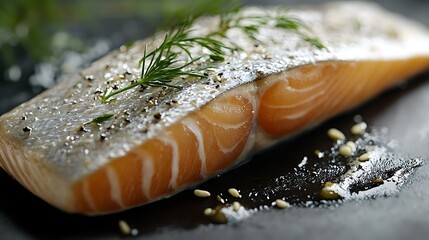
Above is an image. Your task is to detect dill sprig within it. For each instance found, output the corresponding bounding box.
[101,19,228,103]
[212,8,326,49]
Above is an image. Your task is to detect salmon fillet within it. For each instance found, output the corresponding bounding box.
[0,2,428,215]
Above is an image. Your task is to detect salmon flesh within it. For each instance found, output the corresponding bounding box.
[0,2,428,215]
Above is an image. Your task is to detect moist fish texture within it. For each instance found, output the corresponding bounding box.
[0,2,428,215]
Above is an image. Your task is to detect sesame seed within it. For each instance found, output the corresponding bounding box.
[228,188,241,198]
[204,208,214,216]
[351,122,367,135]
[211,208,228,224]
[194,189,211,198]
[346,141,357,152]
[358,152,370,162]
[232,201,241,212]
[275,199,290,209]
[339,145,353,157]
[327,128,346,141]
[371,178,384,184]
[216,195,225,203]
[118,220,131,235]
[319,182,342,200]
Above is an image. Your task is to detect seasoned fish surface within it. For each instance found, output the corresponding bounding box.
[0,2,428,214]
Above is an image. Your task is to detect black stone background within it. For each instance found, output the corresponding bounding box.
[1,1,429,239]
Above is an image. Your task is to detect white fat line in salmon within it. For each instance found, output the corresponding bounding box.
[182,118,209,178]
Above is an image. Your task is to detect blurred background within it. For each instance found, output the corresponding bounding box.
[1,0,428,113]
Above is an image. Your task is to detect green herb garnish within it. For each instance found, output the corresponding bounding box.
[213,9,326,49]
[303,37,325,49]
[91,113,114,123]
[101,19,228,103]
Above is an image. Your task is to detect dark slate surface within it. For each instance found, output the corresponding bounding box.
[1,1,429,239]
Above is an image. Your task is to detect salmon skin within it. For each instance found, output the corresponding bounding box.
[0,2,429,215]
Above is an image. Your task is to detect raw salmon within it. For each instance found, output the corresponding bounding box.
[0,2,428,215]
